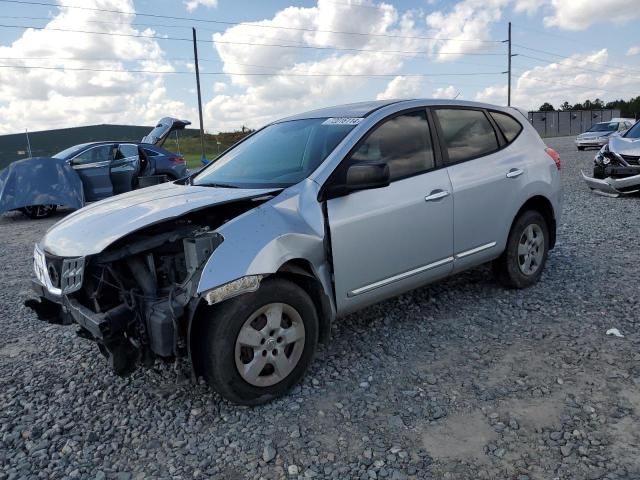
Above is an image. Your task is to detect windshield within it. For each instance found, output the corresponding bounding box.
[588,122,617,132]
[624,121,640,139]
[52,144,88,159]
[193,118,356,188]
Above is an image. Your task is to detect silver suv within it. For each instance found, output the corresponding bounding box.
[27,100,562,405]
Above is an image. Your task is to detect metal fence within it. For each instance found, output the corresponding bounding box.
[527,109,622,138]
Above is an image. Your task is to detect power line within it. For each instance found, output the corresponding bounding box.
[0,63,505,77]
[0,14,202,31]
[0,23,504,57]
[510,67,640,98]
[512,43,640,75]
[0,0,502,44]
[516,53,640,81]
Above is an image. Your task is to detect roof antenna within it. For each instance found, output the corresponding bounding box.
[453,91,461,100]
[25,128,33,159]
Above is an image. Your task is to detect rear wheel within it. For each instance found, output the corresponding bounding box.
[493,210,549,289]
[197,278,319,405]
[20,205,57,219]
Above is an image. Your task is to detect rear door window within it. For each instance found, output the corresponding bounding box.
[489,111,523,143]
[434,109,499,163]
[350,110,435,181]
[116,144,139,160]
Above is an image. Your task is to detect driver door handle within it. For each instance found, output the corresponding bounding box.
[506,168,524,178]
[425,190,450,202]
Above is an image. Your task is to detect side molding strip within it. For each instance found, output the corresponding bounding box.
[455,242,497,259]
[348,256,454,297]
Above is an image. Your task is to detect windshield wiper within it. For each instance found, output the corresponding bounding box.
[197,182,239,189]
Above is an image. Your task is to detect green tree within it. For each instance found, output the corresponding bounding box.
[539,102,555,111]
[559,101,571,111]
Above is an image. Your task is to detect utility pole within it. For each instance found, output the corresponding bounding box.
[25,129,32,158]
[192,27,206,163]
[502,22,516,106]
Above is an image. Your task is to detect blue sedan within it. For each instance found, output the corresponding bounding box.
[0,117,189,218]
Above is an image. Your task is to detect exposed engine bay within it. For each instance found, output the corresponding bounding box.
[26,198,271,376]
[582,145,640,196]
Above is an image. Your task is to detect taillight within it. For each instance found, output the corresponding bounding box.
[170,156,185,165]
[545,147,561,170]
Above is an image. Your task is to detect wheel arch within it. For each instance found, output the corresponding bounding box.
[188,258,334,379]
[513,195,557,249]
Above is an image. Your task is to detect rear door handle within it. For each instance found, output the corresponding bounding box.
[425,190,450,202]
[506,168,524,178]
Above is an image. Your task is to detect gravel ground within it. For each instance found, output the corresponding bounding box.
[1,136,639,480]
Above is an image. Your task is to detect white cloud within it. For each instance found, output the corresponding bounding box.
[204,0,429,131]
[213,82,227,93]
[376,76,423,100]
[0,0,194,134]
[431,85,459,99]
[626,46,640,56]
[425,0,506,62]
[184,0,218,12]
[475,49,640,109]
[543,0,640,30]
[512,0,540,15]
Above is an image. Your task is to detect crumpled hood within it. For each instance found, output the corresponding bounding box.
[609,135,640,156]
[42,181,280,257]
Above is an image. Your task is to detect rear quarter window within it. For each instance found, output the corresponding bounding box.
[143,148,160,156]
[489,111,523,143]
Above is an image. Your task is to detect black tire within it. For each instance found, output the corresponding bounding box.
[20,204,57,219]
[493,210,549,289]
[197,277,319,405]
[577,147,585,151]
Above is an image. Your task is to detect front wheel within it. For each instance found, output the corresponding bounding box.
[197,278,319,405]
[493,210,549,289]
[20,205,57,219]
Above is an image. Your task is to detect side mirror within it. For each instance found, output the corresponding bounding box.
[324,161,390,199]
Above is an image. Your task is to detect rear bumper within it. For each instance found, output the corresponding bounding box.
[581,170,640,195]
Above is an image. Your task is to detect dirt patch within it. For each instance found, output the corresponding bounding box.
[497,394,564,431]
[422,410,497,460]
[0,338,36,359]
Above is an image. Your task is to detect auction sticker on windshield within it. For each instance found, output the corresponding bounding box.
[322,117,364,125]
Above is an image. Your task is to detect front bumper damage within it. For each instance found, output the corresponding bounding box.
[582,148,640,196]
[25,221,237,376]
[580,171,640,197]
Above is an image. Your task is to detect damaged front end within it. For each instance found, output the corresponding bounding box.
[25,198,270,376]
[582,146,640,197]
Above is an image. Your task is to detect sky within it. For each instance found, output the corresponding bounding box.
[0,0,638,134]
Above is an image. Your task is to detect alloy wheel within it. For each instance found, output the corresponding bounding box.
[234,302,306,387]
[517,224,544,276]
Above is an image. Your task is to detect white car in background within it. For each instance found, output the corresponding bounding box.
[575,118,635,150]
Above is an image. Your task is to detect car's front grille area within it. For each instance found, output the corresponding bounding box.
[44,255,64,289]
[34,245,85,295]
[621,154,640,165]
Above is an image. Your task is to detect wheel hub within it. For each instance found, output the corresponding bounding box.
[234,302,306,387]
[517,224,544,276]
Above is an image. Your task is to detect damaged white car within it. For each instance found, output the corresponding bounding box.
[26,100,562,405]
[582,119,640,196]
